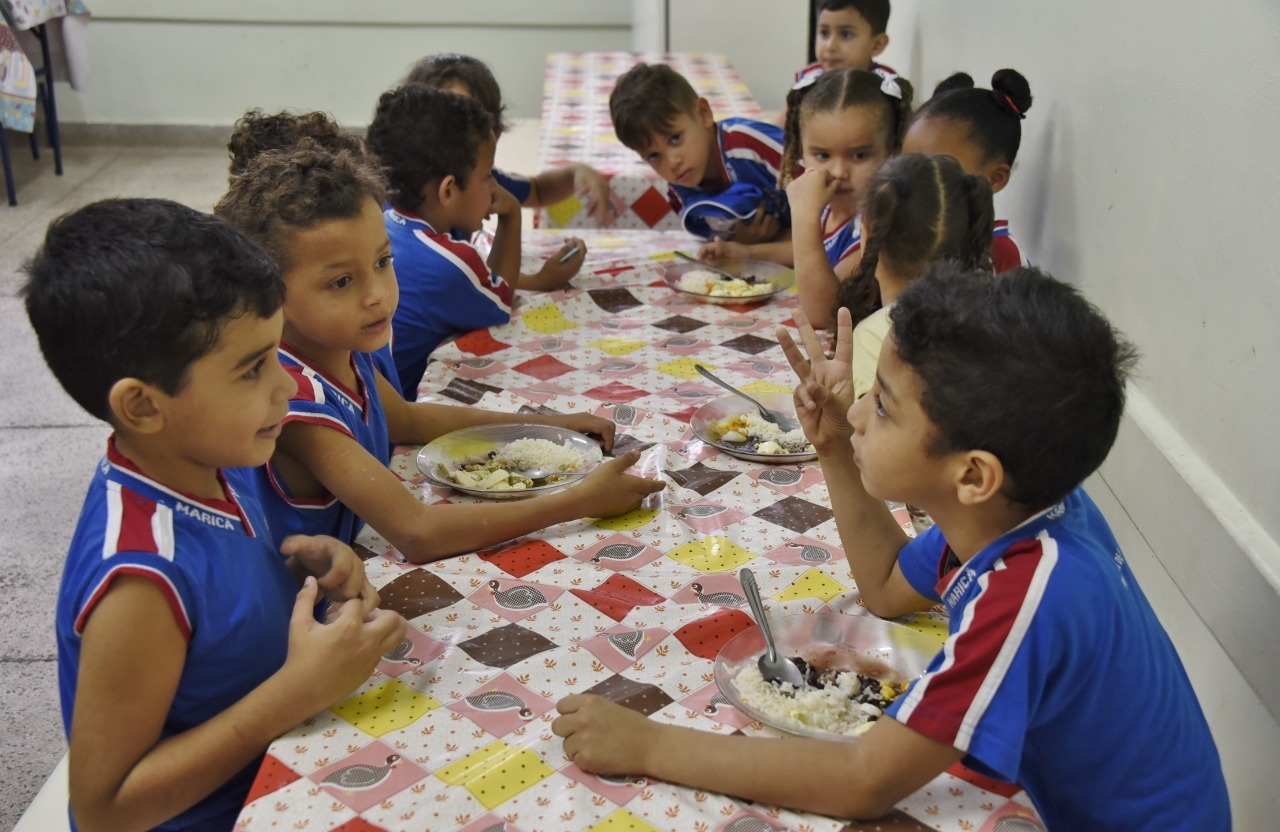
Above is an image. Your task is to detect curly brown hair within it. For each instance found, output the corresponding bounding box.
[404,53,511,134]
[226,109,368,177]
[214,140,386,272]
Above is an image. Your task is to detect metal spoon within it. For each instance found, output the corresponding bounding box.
[739,568,806,688]
[509,468,591,482]
[673,250,759,284]
[695,365,802,431]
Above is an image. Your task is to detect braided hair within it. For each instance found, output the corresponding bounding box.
[912,69,1032,165]
[834,153,995,327]
[780,67,914,187]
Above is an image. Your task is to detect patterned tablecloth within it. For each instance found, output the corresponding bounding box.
[237,239,1045,832]
[535,52,765,232]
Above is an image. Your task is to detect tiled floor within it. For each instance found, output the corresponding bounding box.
[1,119,542,830]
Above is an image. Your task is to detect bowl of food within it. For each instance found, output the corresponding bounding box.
[713,612,940,741]
[690,393,816,463]
[662,257,795,305]
[416,423,603,499]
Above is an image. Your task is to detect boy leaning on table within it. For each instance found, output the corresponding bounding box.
[22,198,407,832]
[555,264,1231,831]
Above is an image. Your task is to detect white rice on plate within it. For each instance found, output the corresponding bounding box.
[678,269,772,298]
[443,438,589,491]
[712,411,813,454]
[733,663,903,737]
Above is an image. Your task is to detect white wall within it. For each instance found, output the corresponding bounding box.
[880,1,1280,825]
[55,0,633,126]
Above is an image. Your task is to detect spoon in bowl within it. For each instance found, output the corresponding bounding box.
[509,468,591,482]
[695,365,802,431]
[739,568,807,688]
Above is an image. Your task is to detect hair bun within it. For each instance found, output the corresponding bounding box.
[991,69,1032,118]
[932,72,974,99]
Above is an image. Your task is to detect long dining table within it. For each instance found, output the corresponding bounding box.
[235,228,1045,832]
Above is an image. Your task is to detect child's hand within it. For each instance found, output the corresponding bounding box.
[786,168,839,223]
[777,307,856,452]
[490,183,523,220]
[281,535,378,611]
[572,164,612,224]
[283,577,406,713]
[553,693,659,775]
[568,450,665,517]
[533,237,587,288]
[696,238,751,263]
[544,410,616,453]
[732,201,781,244]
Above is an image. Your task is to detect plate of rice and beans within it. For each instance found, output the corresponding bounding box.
[691,393,817,463]
[662,256,795,305]
[416,424,602,499]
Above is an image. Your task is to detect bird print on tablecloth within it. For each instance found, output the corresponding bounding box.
[488,580,548,610]
[600,361,637,373]
[382,638,421,665]
[723,816,786,832]
[465,690,534,719]
[320,754,400,790]
[759,467,804,487]
[457,358,496,370]
[786,541,831,562]
[479,822,507,832]
[597,772,648,787]
[689,582,745,606]
[605,402,639,425]
[540,338,563,350]
[590,543,644,563]
[703,691,732,714]
[678,504,726,519]
[607,630,645,658]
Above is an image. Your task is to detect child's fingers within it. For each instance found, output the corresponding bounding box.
[831,306,854,365]
[555,693,592,716]
[776,327,811,381]
[793,310,827,366]
[290,577,320,627]
[604,449,641,471]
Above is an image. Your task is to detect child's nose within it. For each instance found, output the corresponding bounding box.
[848,394,866,432]
[270,355,293,401]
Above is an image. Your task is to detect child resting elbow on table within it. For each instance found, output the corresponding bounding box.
[406,53,604,272]
[902,69,1034,273]
[609,62,792,254]
[215,144,664,565]
[24,198,405,832]
[554,265,1231,831]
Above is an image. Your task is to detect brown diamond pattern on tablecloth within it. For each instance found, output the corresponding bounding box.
[720,333,777,355]
[457,622,557,669]
[512,354,576,381]
[587,287,644,313]
[652,314,709,333]
[667,461,742,496]
[581,674,674,716]
[377,570,466,620]
[612,433,657,456]
[351,542,381,562]
[753,495,835,533]
[844,810,936,831]
[439,377,505,405]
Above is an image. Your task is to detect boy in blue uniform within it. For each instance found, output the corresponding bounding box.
[216,145,664,565]
[609,62,791,242]
[554,264,1230,831]
[23,199,405,832]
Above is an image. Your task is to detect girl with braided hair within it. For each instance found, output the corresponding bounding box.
[782,68,913,327]
[903,69,1034,272]
[839,152,995,400]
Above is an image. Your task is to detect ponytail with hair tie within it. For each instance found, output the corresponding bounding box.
[960,173,996,272]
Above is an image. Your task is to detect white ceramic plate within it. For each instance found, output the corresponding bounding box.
[661,257,795,305]
[690,393,816,463]
[713,612,939,741]
[416,423,603,500]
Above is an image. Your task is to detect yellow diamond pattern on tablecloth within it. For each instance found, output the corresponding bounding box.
[522,304,580,334]
[665,535,756,573]
[738,379,795,395]
[589,335,649,355]
[589,507,664,531]
[584,808,666,832]
[773,567,847,603]
[434,740,557,809]
[653,356,712,379]
[546,194,585,227]
[331,679,441,737]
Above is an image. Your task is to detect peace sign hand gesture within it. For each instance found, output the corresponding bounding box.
[776,306,856,454]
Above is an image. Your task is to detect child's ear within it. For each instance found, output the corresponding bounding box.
[108,378,165,435]
[954,449,1004,507]
[695,98,715,129]
[986,163,1012,194]
[433,175,458,207]
[871,32,890,58]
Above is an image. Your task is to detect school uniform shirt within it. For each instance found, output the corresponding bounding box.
[385,207,514,399]
[889,487,1231,832]
[793,59,894,86]
[991,219,1030,273]
[821,204,862,269]
[249,345,390,545]
[56,440,296,832]
[493,168,534,205]
[666,117,790,239]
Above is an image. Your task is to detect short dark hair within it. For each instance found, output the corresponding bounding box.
[404,53,510,134]
[21,198,284,423]
[227,109,368,177]
[835,153,993,326]
[912,70,1033,165]
[609,63,701,152]
[216,141,387,271]
[818,0,891,34]
[891,264,1138,509]
[366,83,494,213]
